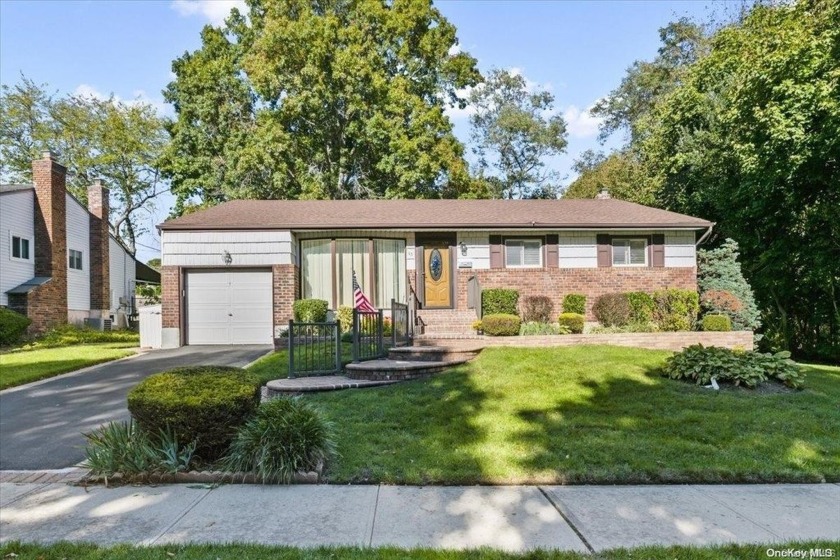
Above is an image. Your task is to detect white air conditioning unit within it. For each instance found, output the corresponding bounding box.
[84,317,112,331]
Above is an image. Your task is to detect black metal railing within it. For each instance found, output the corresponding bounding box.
[352,309,384,362]
[287,320,342,378]
[391,299,410,347]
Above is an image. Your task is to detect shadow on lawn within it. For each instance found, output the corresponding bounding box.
[512,367,840,484]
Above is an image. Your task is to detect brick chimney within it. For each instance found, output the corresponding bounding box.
[595,187,612,200]
[27,150,69,331]
[88,179,111,318]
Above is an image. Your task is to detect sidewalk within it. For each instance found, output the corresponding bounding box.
[1,481,838,552]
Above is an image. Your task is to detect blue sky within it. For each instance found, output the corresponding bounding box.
[0,0,720,262]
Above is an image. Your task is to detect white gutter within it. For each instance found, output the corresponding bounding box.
[695,223,715,246]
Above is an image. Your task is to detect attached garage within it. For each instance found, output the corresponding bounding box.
[185,269,273,345]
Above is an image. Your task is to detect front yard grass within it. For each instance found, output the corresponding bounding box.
[2,541,837,560]
[306,346,840,484]
[0,342,138,390]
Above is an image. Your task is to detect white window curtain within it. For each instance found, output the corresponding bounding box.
[374,239,406,305]
[612,239,647,266]
[336,240,369,308]
[505,239,542,267]
[301,239,332,302]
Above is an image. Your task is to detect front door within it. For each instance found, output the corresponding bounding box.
[424,243,451,308]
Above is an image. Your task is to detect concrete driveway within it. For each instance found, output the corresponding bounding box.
[0,345,272,470]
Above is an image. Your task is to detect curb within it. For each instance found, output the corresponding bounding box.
[0,468,89,484]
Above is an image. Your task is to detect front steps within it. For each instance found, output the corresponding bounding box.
[416,309,478,336]
[345,358,468,381]
[388,345,483,363]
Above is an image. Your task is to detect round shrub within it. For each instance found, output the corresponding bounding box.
[592,293,631,327]
[293,299,329,323]
[702,314,732,332]
[0,308,31,346]
[625,292,655,323]
[336,306,353,332]
[481,313,521,336]
[562,293,586,315]
[481,289,519,316]
[221,397,335,483]
[128,366,260,460]
[652,289,700,332]
[558,313,584,334]
[522,295,553,323]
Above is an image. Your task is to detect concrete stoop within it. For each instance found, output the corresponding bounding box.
[345,358,469,381]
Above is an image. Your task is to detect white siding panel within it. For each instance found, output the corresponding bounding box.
[162,230,294,267]
[456,232,490,270]
[66,194,90,311]
[109,236,137,312]
[665,232,696,268]
[0,191,36,306]
[559,232,598,268]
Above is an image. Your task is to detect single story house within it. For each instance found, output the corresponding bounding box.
[0,151,160,333]
[157,195,713,348]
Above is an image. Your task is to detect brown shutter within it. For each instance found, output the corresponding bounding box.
[651,234,665,267]
[596,234,612,267]
[489,235,503,268]
[545,234,559,268]
[415,246,425,307]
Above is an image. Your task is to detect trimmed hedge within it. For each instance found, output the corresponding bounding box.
[702,314,732,332]
[293,299,329,323]
[593,293,632,327]
[481,313,521,336]
[522,295,553,323]
[626,292,655,323]
[0,308,31,346]
[562,293,586,315]
[336,306,353,333]
[127,366,261,460]
[652,289,699,332]
[558,313,584,334]
[481,289,519,316]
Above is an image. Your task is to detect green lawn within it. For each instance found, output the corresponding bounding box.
[302,346,840,484]
[248,343,354,384]
[0,342,138,390]
[2,541,837,560]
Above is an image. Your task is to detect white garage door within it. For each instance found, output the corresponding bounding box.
[186,270,273,345]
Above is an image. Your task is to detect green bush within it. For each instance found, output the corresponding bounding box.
[697,239,761,331]
[128,366,260,461]
[293,299,329,323]
[652,289,700,331]
[626,292,655,323]
[336,306,353,333]
[0,308,31,346]
[522,295,553,323]
[482,289,519,316]
[702,314,732,332]
[82,420,197,478]
[33,324,139,348]
[481,313,521,336]
[221,397,335,483]
[662,345,804,389]
[519,321,570,336]
[562,293,586,315]
[558,313,584,334]
[592,293,631,327]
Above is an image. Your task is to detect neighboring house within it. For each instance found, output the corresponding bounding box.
[0,151,160,333]
[157,194,713,348]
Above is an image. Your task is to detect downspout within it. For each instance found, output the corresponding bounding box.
[695,223,715,247]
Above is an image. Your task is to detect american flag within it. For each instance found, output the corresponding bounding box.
[353,271,376,312]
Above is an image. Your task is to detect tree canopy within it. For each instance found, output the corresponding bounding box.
[162,0,484,212]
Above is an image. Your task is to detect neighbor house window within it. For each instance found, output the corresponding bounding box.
[612,238,647,266]
[10,234,31,261]
[68,249,83,270]
[300,238,406,308]
[505,239,542,268]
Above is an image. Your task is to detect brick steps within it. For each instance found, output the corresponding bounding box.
[416,309,478,336]
[388,345,482,362]
[345,358,468,381]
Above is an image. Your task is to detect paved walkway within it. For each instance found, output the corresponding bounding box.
[0,345,272,470]
[1,483,837,551]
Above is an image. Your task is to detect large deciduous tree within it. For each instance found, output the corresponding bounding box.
[161,0,482,211]
[468,69,567,199]
[0,77,168,254]
[563,149,657,204]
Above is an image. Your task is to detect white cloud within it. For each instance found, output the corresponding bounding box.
[562,103,603,139]
[447,43,462,57]
[171,0,247,26]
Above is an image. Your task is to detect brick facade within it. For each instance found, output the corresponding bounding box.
[87,180,110,316]
[161,266,181,329]
[22,153,69,333]
[273,264,299,343]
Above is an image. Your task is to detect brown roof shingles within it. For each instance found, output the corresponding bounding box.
[158,199,713,231]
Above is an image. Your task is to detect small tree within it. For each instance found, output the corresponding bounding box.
[697,239,760,331]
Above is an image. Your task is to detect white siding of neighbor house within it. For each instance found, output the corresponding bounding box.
[66,194,90,311]
[559,232,599,268]
[0,190,36,306]
[110,236,136,312]
[664,231,697,267]
[161,230,295,267]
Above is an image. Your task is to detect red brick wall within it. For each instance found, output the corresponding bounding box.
[26,153,68,333]
[273,264,299,342]
[161,266,181,329]
[87,181,110,313]
[456,267,696,321]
